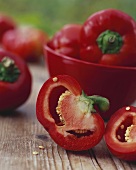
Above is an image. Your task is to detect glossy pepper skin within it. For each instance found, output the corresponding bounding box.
[0,49,32,112]
[48,24,81,59]
[0,14,16,42]
[80,9,136,66]
[36,75,109,151]
[2,26,49,62]
[105,106,136,161]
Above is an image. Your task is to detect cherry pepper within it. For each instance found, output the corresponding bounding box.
[80,9,136,66]
[36,75,109,151]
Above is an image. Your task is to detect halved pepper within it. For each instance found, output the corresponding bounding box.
[105,106,136,161]
[36,75,109,151]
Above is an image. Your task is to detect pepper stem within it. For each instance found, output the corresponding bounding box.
[88,95,110,112]
[96,30,123,54]
[0,57,21,83]
[80,91,109,113]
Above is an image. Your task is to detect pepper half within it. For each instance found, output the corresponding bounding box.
[36,75,109,151]
[105,106,136,161]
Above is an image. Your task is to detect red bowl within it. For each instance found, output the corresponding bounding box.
[44,44,136,120]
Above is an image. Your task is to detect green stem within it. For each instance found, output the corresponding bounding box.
[88,95,110,112]
[97,30,123,54]
[80,91,109,113]
[0,57,21,83]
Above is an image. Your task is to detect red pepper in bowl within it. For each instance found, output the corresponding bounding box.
[36,75,109,151]
[44,44,136,120]
[48,24,81,59]
[80,9,136,66]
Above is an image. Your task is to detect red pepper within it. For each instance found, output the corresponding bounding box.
[2,26,49,62]
[0,49,32,112]
[36,75,109,151]
[0,14,16,42]
[104,106,136,161]
[80,9,136,66]
[48,24,81,59]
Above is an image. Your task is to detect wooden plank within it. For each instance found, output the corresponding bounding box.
[0,63,136,170]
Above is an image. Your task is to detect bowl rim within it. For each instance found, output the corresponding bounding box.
[44,44,136,71]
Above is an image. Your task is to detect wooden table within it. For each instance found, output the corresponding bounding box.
[0,63,136,170]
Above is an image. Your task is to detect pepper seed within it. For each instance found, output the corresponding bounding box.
[38,145,45,149]
[52,77,58,82]
[126,106,130,111]
[120,124,124,129]
[33,151,39,155]
[117,135,121,140]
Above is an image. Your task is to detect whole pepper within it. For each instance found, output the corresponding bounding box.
[48,24,81,59]
[0,49,32,112]
[80,9,136,66]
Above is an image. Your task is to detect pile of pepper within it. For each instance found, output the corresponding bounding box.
[0,13,48,111]
[36,9,136,162]
[49,9,136,67]
[0,13,49,62]
[0,9,136,162]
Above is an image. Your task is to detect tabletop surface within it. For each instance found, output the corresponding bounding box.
[0,63,136,170]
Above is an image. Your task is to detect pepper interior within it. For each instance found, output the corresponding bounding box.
[49,85,67,125]
[116,116,133,142]
[66,130,94,138]
[49,86,95,138]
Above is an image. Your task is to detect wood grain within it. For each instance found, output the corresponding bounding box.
[0,63,136,170]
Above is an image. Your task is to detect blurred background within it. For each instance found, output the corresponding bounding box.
[0,0,136,37]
